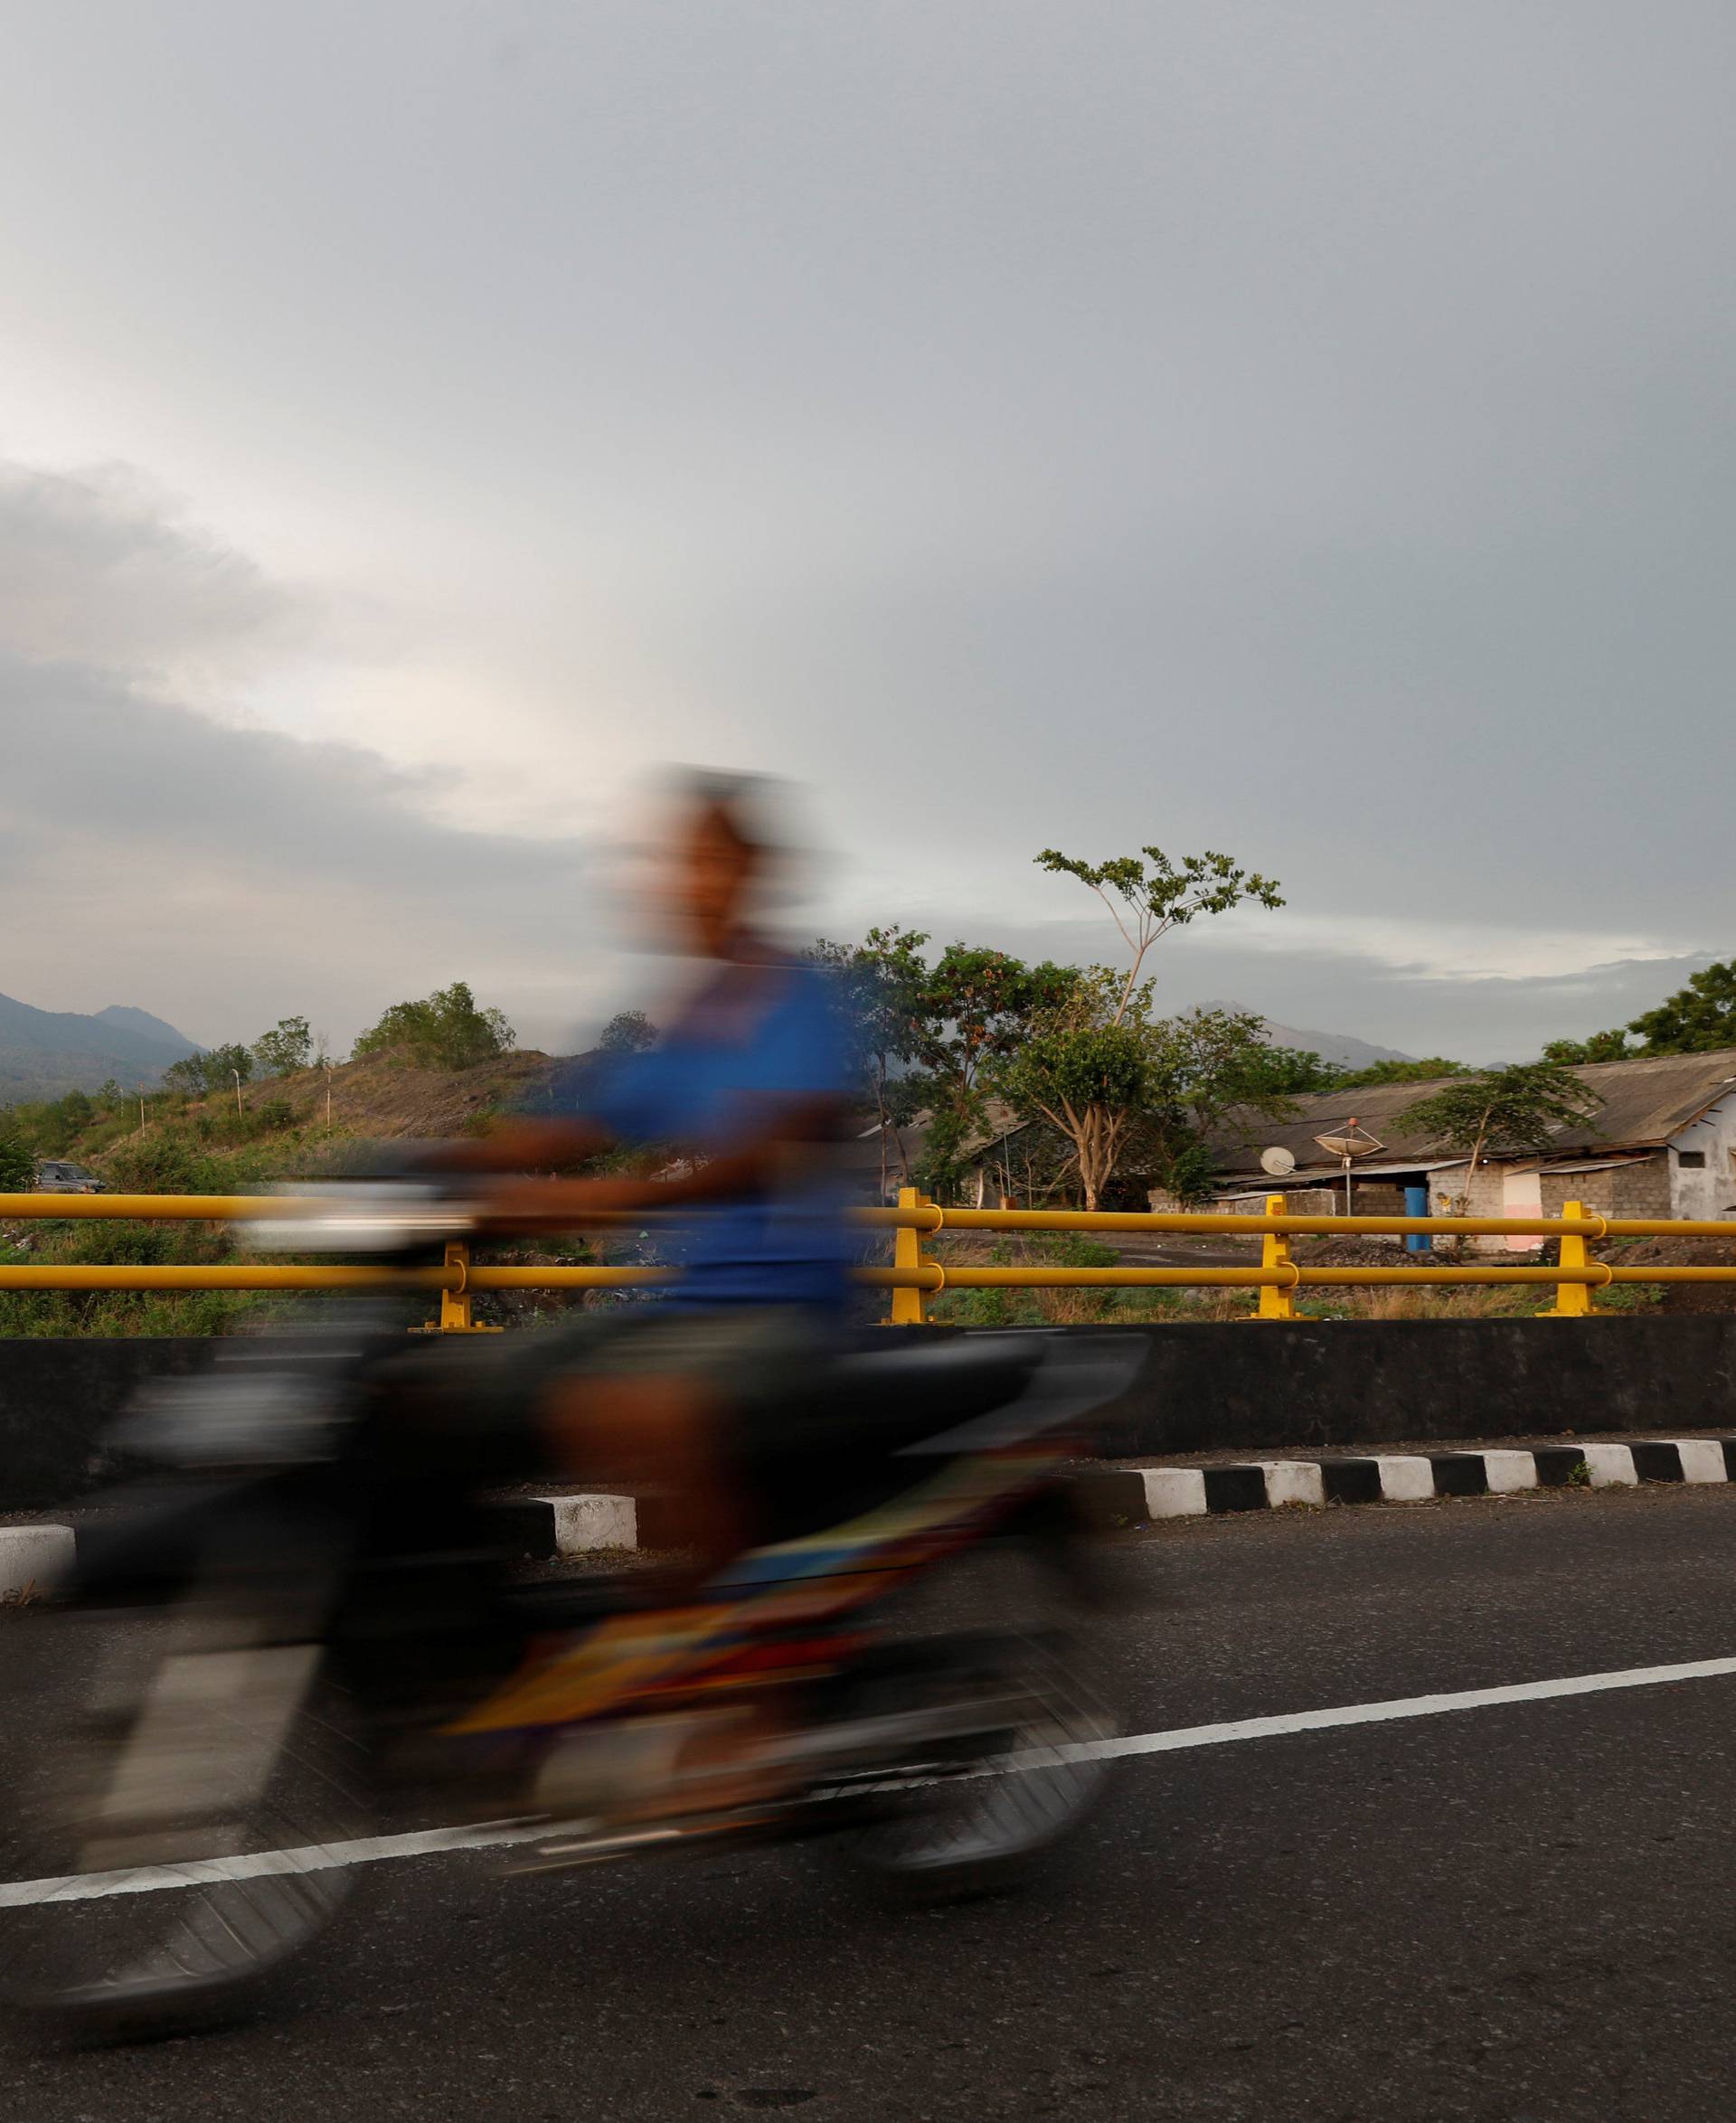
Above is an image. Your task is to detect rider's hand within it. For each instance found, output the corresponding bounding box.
[476,1175,644,1231]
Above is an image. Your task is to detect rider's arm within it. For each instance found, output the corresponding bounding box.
[431,1115,615,1175]
[479,1092,844,1231]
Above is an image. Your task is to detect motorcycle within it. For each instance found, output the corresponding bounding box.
[0,1179,1135,2042]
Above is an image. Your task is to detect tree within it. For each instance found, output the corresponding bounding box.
[163,1055,204,1099]
[995,969,1156,1211]
[1619,960,1736,1054]
[1034,844,1285,1024]
[251,1015,313,1077]
[1335,1056,1470,1089]
[352,982,516,1071]
[1136,1005,1318,1200]
[810,926,931,1194]
[904,944,1078,1197]
[1398,1062,1604,1209]
[162,1044,253,1099]
[204,1043,254,1092]
[597,1010,657,1054]
[1541,1032,1631,1066]
[1011,841,1285,1206]
[0,1114,33,1193]
[995,995,1313,1211]
[1243,1043,1344,1096]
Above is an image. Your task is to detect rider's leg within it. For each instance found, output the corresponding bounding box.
[540,1369,752,1585]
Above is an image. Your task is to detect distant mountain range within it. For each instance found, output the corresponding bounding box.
[0,993,200,1101]
[1260,1018,1412,1071]
[1203,1005,1412,1073]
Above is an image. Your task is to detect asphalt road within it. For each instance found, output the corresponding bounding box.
[11,1485,1736,2120]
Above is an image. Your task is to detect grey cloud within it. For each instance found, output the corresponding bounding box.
[964,910,1715,1065]
[4,5,1736,1056]
[0,463,305,679]
[3,647,595,1050]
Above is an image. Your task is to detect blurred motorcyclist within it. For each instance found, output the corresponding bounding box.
[439,769,854,1587]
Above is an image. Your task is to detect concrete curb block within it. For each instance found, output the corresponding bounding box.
[485,1493,639,1558]
[0,1524,75,1599]
[1080,1439,1736,1526]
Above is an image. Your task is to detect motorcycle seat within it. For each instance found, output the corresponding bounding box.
[778,1335,1044,1462]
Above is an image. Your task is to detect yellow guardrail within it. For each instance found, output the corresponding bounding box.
[2,1187,1733,1329]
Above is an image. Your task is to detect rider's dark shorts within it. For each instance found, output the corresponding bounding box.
[382,1303,831,1481]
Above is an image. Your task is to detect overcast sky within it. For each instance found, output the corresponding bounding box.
[5,1,1734,1062]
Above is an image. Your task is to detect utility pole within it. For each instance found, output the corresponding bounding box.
[232,1069,244,1121]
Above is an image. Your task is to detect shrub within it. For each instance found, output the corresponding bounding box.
[352,982,516,1071]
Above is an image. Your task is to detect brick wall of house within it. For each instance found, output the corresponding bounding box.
[1540,1160,1673,1222]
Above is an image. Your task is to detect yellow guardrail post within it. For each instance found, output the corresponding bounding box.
[433,1239,505,1335]
[1254,1193,1300,1321]
[888,1185,931,1326]
[1539,1199,1607,1318]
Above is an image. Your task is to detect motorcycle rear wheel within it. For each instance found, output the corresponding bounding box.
[845,1534,1119,1901]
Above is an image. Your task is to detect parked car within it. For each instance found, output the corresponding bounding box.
[33,1159,107,1194]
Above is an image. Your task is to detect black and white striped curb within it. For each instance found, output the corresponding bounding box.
[0,1493,638,1597]
[1080,1439,1736,1524]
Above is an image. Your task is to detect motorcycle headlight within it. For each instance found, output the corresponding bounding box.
[244,1182,476,1253]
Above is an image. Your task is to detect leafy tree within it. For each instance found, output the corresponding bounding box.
[1541,1032,1631,1065]
[905,945,1077,1197]
[204,1043,254,1093]
[810,926,931,1194]
[163,1055,206,1098]
[352,982,516,1071]
[1034,843,1285,1022]
[597,1010,657,1054]
[1242,1043,1344,1096]
[1398,1062,1604,1208]
[1017,840,1285,1206]
[162,1044,253,1099]
[1335,1056,1470,1089]
[0,1115,33,1192]
[1619,959,1736,1054]
[995,970,1156,1210]
[995,995,1310,1212]
[1135,1005,1317,1199]
[251,1015,313,1077]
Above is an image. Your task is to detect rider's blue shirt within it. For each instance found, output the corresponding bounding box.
[560,960,853,1316]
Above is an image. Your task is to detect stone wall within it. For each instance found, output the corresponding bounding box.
[11,1319,1736,1507]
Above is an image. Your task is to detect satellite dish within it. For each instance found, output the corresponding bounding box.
[1260,1145,1297,1176]
[1313,1127,1384,1160]
[1312,1120,1385,1213]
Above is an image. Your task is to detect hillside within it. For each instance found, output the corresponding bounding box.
[0,1045,575,1337]
[230,1047,563,1145]
[0,991,198,1099]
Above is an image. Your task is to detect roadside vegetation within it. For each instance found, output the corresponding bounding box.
[0,984,549,1335]
[7,888,1736,1339]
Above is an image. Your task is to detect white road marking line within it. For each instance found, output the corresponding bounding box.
[1053,1654,1736,1764]
[9,1652,1736,1908]
[0,1819,553,1910]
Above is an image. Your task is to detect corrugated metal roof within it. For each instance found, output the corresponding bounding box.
[1212,1050,1736,1175]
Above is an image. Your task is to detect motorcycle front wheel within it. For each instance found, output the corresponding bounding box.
[0,1603,370,2043]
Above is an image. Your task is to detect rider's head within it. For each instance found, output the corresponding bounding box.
[665,770,779,958]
